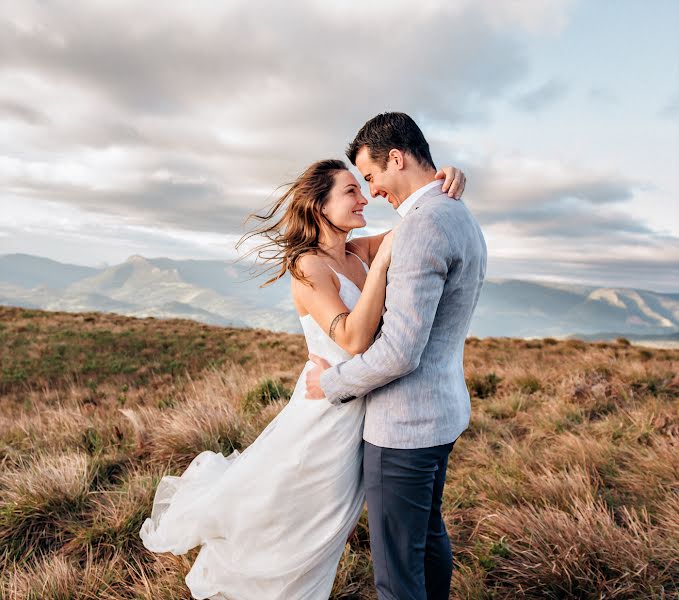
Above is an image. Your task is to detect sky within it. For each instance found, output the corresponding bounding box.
[1,0,678,292]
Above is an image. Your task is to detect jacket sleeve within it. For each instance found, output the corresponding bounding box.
[320,211,453,405]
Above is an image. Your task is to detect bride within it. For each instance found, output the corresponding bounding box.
[139,159,465,599]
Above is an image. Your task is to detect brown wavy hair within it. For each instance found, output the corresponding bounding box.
[236,159,351,286]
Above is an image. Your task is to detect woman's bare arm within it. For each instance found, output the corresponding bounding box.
[292,239,392,355]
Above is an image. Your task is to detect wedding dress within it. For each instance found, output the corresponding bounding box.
[139,256,369,600]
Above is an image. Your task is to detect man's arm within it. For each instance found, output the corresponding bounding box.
[319,211,453,404]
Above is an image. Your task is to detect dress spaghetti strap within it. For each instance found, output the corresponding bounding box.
[326,250,369,278]
[345,250,370,273]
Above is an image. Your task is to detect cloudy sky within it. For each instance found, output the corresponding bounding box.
[1,0,678,292]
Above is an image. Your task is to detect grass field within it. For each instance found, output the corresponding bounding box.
[1,305,677,599]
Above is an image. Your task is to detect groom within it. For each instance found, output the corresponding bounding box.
[306,112,487,599]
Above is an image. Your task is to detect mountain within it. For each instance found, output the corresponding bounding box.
[0,253,98,290]
[0,253,677,338]
[472,279,679,338]
[0,253,298,332]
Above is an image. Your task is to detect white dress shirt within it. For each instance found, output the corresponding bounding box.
[396,180,441,218]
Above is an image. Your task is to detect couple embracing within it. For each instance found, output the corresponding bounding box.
[140,112,487,600]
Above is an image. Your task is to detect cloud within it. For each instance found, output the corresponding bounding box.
[1,0,562,234]
[512,79,568,112]
[0,2,533,124]
[487,203,652,238]
[0,98,50,125]
[447,154,679,288]
[587,86,619,106]
[487,255,679,293]
[0,0,675,292]
[659,89,679,117]
[0,197,245,266]
[463,156,635,214]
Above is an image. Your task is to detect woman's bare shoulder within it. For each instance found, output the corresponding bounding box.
[294,252,328,277]
[290,253,339,315]
[290,253,337,292]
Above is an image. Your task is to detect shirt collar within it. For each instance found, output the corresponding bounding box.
[396,180,441,218]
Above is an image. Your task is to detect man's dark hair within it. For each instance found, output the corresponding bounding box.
[346,112,435,171]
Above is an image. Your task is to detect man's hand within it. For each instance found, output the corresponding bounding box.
[305,353,331,399]
[435,166,466,199]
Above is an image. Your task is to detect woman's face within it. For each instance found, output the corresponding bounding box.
[322,170,368,231]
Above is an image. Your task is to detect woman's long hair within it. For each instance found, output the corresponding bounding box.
[236,159,350,286]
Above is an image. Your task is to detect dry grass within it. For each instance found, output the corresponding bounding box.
[1,309,678,599]
[2,550,142,600]
[0,451,92,563]
[473,497,675,597]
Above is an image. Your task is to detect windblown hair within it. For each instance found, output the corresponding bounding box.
[236,159,349,287]
[346,111,435,171]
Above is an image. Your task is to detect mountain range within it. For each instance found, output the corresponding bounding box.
[1,253,678,340]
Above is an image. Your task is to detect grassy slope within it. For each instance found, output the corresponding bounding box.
[0,305,677,599]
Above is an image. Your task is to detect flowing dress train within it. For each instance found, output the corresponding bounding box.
[140,262,368,600]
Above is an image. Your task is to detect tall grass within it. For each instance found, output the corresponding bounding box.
[0,452,91,563]
[1,308,678,598]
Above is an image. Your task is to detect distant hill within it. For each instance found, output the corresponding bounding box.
[1,253,677,339]
[0,253,297,332]
[0,253,98,290]
[473,279,679,338]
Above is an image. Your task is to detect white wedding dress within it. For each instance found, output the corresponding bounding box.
[139,259,368,600]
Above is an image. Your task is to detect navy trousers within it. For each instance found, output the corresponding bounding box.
[363,440,455,600]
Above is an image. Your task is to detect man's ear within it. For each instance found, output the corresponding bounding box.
[388,148,406,170]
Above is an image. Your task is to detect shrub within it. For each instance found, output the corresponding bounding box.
[631,374,678,399]
[514,375,542,395]
[467,373,501,399]
[243,378,292,413]
[565,339,587,351]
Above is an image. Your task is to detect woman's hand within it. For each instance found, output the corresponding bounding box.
[435,166,466,199]
[372,230,394,270]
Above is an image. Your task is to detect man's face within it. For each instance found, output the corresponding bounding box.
[355,146,404,209]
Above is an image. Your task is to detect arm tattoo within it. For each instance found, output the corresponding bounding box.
[329,312,350,341]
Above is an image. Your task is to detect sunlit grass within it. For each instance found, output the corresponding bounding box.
[1,307,677,598]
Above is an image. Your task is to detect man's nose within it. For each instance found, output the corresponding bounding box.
[369,183,379,198]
